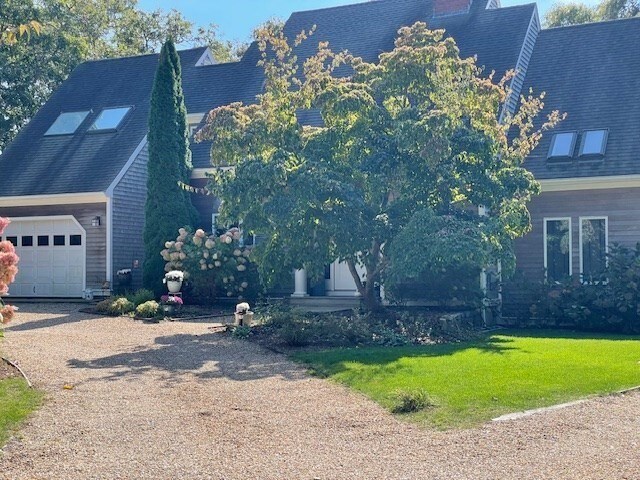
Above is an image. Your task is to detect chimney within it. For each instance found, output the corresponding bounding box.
[433,0,472,17]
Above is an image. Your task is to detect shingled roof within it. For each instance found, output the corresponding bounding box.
[522,17,640,180]
[0,0,537,195]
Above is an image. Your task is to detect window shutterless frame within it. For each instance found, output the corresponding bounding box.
[547,131,577,159]
[87,106,133,132]
[543,217,572,281]
[579,216,608,283]
[578,129,608,156]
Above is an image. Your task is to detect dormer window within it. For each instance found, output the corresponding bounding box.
[88,107,132,132]
[44,111,90,136]
[579,129,608,156]
[548,132,577,159]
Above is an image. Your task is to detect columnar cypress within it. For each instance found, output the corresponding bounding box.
[143,39,198,293]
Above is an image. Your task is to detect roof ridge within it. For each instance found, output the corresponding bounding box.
[81,46,208,65]
[543,14,640,32]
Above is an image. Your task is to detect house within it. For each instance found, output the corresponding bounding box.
[1,0,636,302]
[512,18,640,289]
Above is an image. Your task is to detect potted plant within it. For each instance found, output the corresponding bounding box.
[160,294,183,316]
[163,270,184,293]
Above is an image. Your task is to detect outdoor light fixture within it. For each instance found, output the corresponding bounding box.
[91,216,101,227]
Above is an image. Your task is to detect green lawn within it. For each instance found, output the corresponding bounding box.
[294,330,640,429]
[0,332,43,447]
[0,378,43,446]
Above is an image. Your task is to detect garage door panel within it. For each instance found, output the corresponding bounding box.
[3,217,86,297]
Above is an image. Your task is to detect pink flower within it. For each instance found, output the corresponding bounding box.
[0,217,9,236]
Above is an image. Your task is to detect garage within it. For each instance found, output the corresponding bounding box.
[1,216,86,297]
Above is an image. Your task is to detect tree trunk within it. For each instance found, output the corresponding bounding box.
[346,258,383,312]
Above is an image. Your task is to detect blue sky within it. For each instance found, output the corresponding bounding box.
[137,0,599,42]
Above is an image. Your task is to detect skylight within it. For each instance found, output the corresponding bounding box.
[579,129,608,156]
[548,132,577,158]
[44,111,90,136]
[88,107,132,131]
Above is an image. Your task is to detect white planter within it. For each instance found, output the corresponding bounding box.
[167,280,182,293]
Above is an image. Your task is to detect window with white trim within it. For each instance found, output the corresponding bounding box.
[548,132,577,158]
[579,130,608,156]
[580,217,607,282]
[544,218,572,282]
[45,111,90,136]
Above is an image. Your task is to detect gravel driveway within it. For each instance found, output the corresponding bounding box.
[1,304,639,479]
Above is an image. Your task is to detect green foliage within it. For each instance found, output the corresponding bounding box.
[0,0,240,152]
[295,330,640,428]
[391,389,435,414]
[0,378,43,446]
[135,300,160,318]
[95,296,135,316]
[256,304,452,348]
[231,325,251,339]
[128,289,155,307]
[108,297,135,316]
[505,243,640,333]
[198,23,558,310]
[161,227,260,304]
[545,0,639,27]
[143,39,198,294]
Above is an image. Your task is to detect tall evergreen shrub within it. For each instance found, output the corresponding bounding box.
[143,39,198,293]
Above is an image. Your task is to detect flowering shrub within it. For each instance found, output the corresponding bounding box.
[161,295,183,306]
[0,217,19,324]
[161,227,260,304]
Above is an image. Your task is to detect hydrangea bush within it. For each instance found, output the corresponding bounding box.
[161,227,260,304]
[0,217,19,324]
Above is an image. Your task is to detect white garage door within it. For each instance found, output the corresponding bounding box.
[1,216,86,297]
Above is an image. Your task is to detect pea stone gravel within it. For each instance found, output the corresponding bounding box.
[1,304,639,479]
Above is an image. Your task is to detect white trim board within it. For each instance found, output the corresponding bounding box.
[0,192,107,207]
[539,175,640,192]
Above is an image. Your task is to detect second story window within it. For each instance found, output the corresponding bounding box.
[548,132,577,159]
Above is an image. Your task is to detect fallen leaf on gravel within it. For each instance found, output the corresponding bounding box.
[63,384,74,390]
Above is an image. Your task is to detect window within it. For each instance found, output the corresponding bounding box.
[37,235,49,246]
[580,217,607,282]
[22,236,33,247]
[579,130,608,156]
[544,218,571,282]
[70,235,82,246]
[548,132,577,158]
[54,235,66,246]
[6,236,17,246]
[88,107,131,131]
[45,111,90,136]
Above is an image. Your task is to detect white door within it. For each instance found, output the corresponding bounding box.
[1,216,86,297]
[328,260,366,294]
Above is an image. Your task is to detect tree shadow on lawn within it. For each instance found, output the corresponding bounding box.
[497,328,640,341]
[68,333,306,384]
[294,334,522,372]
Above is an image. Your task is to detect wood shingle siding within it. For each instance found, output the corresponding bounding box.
[514,187,640,281]
[112,144,148,290]
[0,203,107,289]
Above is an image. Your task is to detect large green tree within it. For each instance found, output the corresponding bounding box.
[0,0,241,152]
[545,0,639,26]
[198,24,560,310]
[143,39,198,293]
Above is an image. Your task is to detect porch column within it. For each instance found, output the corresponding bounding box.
[292,269,308,297]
